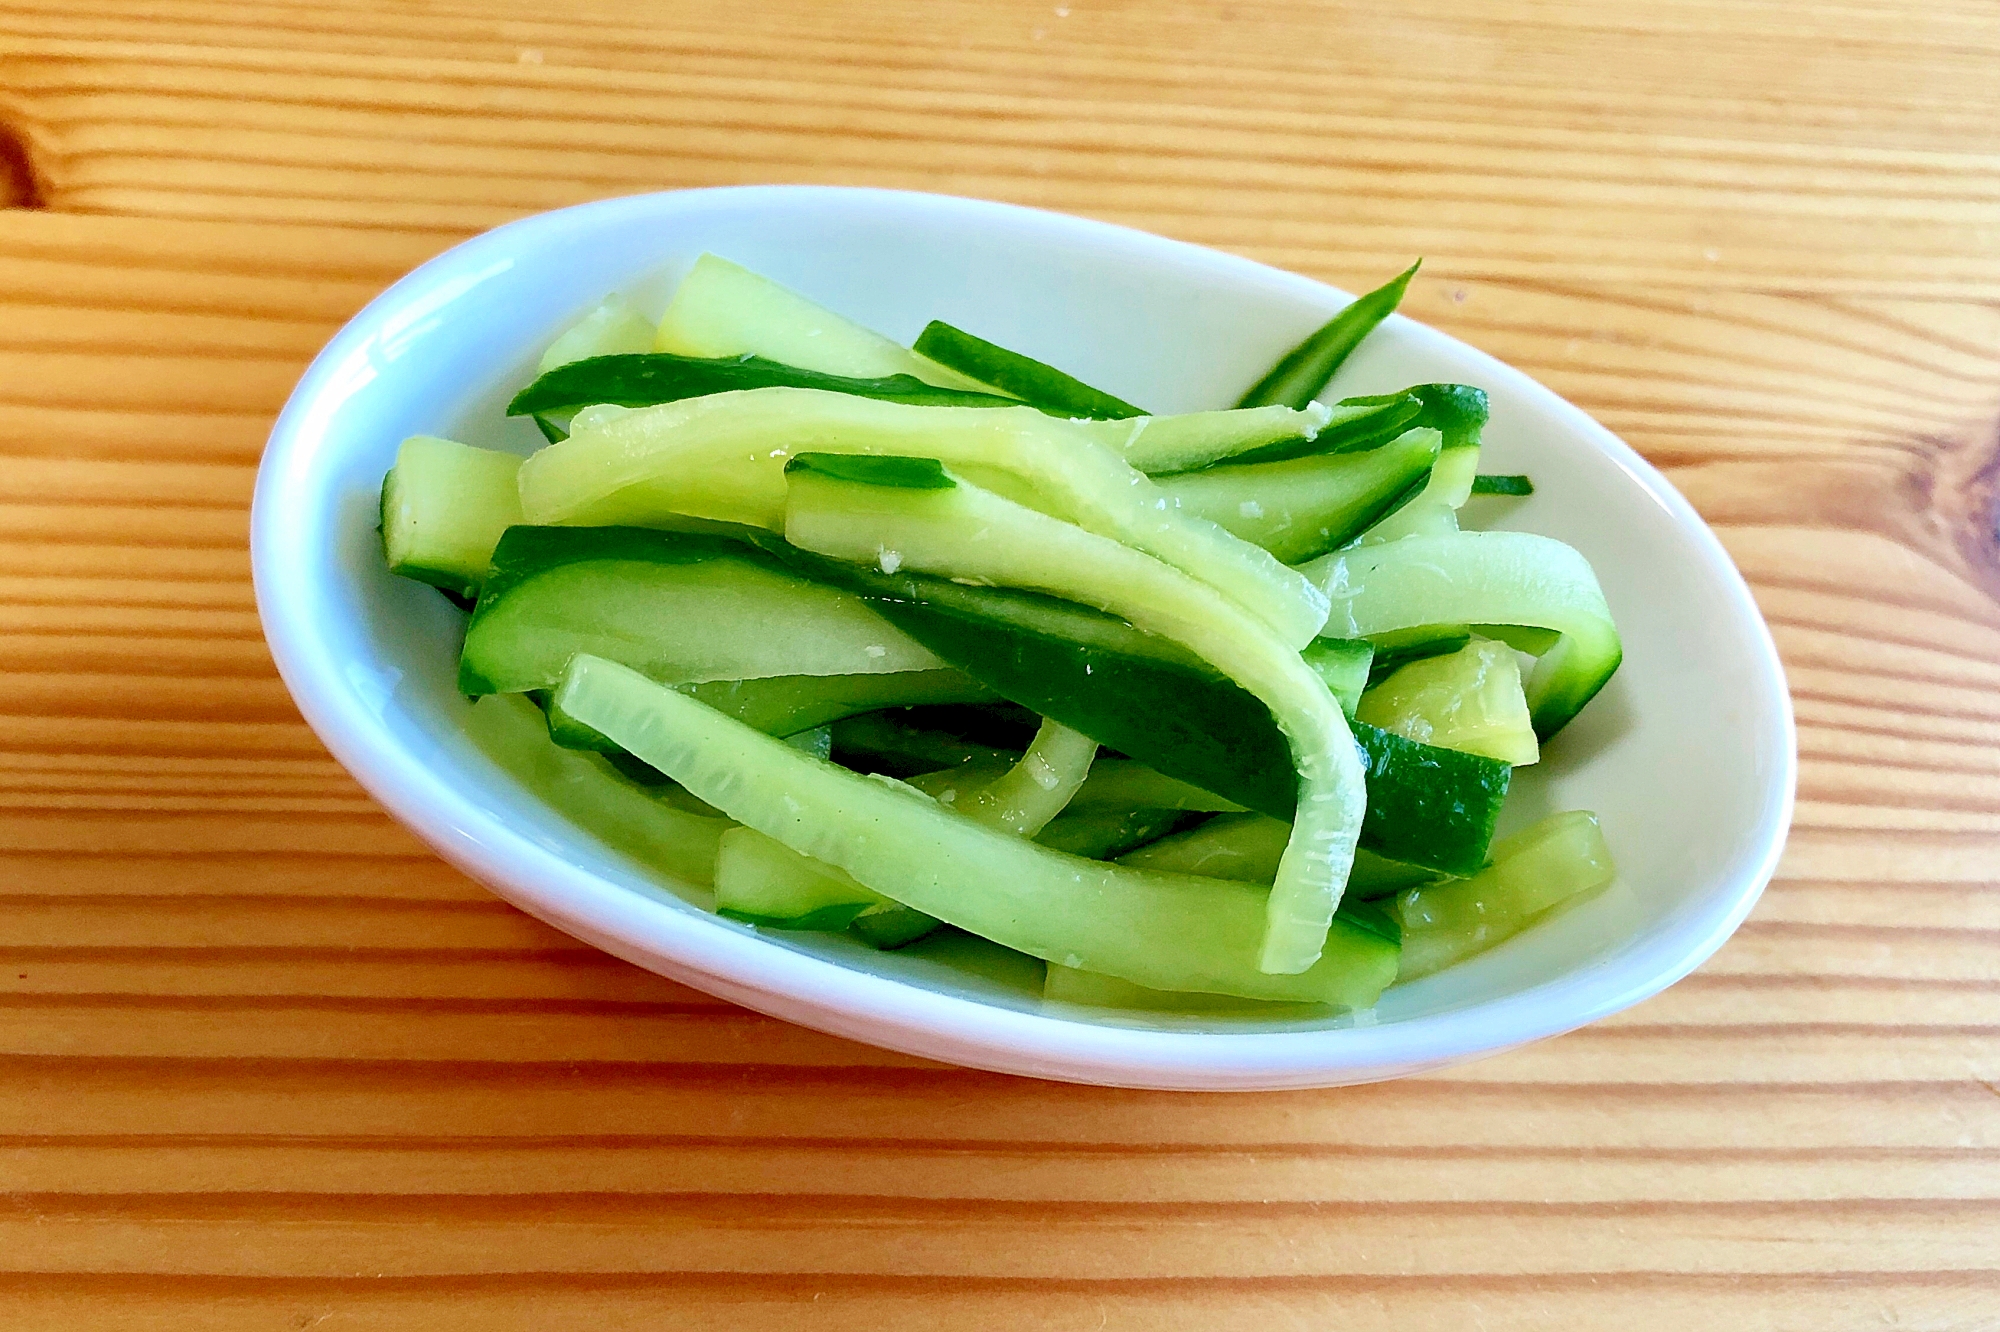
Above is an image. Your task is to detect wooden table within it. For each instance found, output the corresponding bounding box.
[3,1,1996,1326]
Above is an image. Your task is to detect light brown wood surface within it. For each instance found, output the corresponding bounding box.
[1,0,1997,1326]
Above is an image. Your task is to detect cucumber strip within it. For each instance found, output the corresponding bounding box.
[940,717,1097,837]
[1395,810,1616,979]
[1472,473,1534,496]
[848,903,944,948]
[720,714,1091,934]
[1357,441,1480,544]
[1478,623,1562,655]
[912,321,1142,420]
[380,436,524,596]
[1156,426,1440,564]
[782,454,1364,974]
[1302,637,1374,718]
[1113,401,1339,474]
[1042,964,1336,1016]
[714,826,887,929]
[1348,847,1447,899]
[902,721,1096,838]
[1235,262,1420,410]
[517,388,1330,647]
[1346,382,1490,451]
[462,693,730,890]
[1116,811,1290,881]
[913,758,1240,816]
[1116,814,1444,902]
[509,352,1018,419]
[769,535,1507,875]
[1365,627,1474,686]
[829,714,1021,777]
[686,671,994,735]
[546,671,991,762]
[1305,530,1622,740]
[556,654,1396,1004]
[1357,639,1539,766]
[458,526,945,696]
[1068,762,1244,813]
[655,253,992,391]
[1034,808,1187,859]
[539,294,656,375]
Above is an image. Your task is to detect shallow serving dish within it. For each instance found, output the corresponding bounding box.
[252,185,1795,1090]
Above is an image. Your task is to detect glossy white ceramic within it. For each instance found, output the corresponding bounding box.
[252,186,1795,1089]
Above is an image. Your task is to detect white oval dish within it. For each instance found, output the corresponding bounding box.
[252,186,1795,1090]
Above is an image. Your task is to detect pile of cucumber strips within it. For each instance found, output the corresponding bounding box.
[381,255,1621,1013]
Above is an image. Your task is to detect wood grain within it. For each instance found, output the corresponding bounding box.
[0,0,1998,1327]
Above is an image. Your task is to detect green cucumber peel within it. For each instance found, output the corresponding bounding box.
[1035,808,1190,860]
[1366,628,1474,686]
[509,351,1018,419]
[1235,261,1420,410]
[1471,474,1533,496]
[848,904,944,948]
[913,321,1143,420]
[1301,637,1374,718]
[785,453,955,490]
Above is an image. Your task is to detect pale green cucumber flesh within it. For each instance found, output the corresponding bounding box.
[1356,639,1539,766]
[554,655,1397,1006]
[380,436,524,596]
[1395,810,1615,979]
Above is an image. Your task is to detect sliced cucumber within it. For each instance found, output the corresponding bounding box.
[544,671,990,761]
[1357,638,1539,766]
[1305,530,1622,740]
[517,387,1330,648]
[765,533,1508,876]
[458,526,944,696]
[714,826,888,929]
[555,654,1397,1005]
[539,294,656,375]
[848,903,944,948]
[380,436,523,597]
[913,320,1141,420]
[1034,808,1187,859]
[1236,261,1419,410]
[1116,812,1290,882]
[829,714,1020,777]
[1068,763,1243,814]
[1157,426,1440,564]
[717,714,1091,935]
[461,693,729,890]
[510,352,1017,421]
[654,253,991,391]
[1042,964,1336,1016]
[1302,637,1374,718]
[1395,810,1615,979]
[782,451,1364,974]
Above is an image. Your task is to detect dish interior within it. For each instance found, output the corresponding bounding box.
[276,189,1791,1039]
